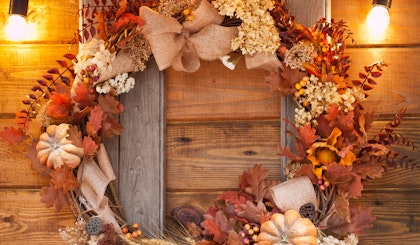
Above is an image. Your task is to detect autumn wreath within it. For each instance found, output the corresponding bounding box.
[0,0,417,245]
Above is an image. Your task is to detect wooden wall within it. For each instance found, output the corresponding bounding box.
[0,0,419,245]
[0,0,78,243]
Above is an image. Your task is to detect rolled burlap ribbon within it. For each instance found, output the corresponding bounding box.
[245,52,283,71]
[140,0,238,73]
[271,176,317,212]
[78,144,120,233]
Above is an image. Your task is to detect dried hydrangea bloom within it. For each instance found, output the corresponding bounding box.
[294,75,365,126]
[212,0,280,55]
[74,38,115,77]
[285,43,315,70]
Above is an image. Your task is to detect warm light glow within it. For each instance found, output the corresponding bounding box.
[5,14,34,41]
[366,5,390,37]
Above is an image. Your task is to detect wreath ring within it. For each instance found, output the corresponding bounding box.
[0,0,416,244]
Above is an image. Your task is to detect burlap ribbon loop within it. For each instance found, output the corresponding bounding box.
[78,144,120,232]
[140,0,238,73]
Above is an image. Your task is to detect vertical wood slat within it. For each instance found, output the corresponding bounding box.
[280,0,328,180]
[118,60,165,233]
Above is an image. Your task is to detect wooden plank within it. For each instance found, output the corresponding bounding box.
[166,59,281,122]
[117,60,165,233]
[0,0,79,43]
[286,0,327,27]
[0,119,50,188]
[0,44,78,113]
[166,120,281,190]
[347,48,420,115]
[0,189,74,245]
[332,0,420,45]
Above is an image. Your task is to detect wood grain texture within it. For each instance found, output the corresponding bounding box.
[166,59,281,122]
[0,0,79,43]
[332,0,420,45]
[166,120,281,191]
[347,48,420,115]
[0,190,74,245]
[285,0,327,26]
[0,44,78,113]
[118,60,166,233]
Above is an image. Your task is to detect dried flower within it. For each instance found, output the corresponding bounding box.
[212,0,281,55]
[285,42,314,70]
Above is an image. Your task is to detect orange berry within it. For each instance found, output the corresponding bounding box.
[186,15,194,21]
[183,8,191,16]
[126,233,132,239]
[136,230,143,237]
[132,223,139,230]
[131,232,138,238]
[121,227,129,234]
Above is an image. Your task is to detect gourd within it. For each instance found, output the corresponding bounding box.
[257,210,318,245]
[36,123,84,169]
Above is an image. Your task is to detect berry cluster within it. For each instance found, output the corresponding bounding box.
[121,223,143,239]
[238,223,260,244]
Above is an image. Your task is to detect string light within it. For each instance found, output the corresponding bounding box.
[5,0,32,41]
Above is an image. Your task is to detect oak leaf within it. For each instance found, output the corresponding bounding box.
[83,136,99,157]
[246,164,269,202]
[97,94,123,114]
[50,166,80,193]
[46,92,73,120]
[40,184,68,210]
[201,211,229,243]
[73,82,96,109]
[325,163,363,199]
[237,201,269,224]
[66,125,84,148]
[86,105,105,137]
[0,127,29,145]
[328,206,376,236]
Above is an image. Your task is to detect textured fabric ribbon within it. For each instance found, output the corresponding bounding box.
[77,144,120,232]
[140,0,238,73]
[271,176,317,212]
[245,52,283,71]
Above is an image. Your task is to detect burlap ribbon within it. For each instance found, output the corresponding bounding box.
[245,52,283,71]
[271,176,317,212]
[78,144,120,232]
[139,0,238,73]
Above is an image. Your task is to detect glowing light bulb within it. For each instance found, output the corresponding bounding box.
[366,5,390,37]
[5,14,30,41]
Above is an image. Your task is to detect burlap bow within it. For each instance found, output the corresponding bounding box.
[140,0,238,73]
[78,144,120,233]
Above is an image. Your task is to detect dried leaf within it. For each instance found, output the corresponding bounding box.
[56,60,68,68]
[237,201,268,224]
[246,164,269,202]
[83,136,99,157]
[73,82,96,109]
[0,127,29,145]
[47,68,60,74]
[46,92,73,120]
[43,74,54,81]
[50,166,80,193]
[40,184,68,210]
[86,105,104,137]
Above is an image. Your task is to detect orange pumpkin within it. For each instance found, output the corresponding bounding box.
[257,210,318,245]
[36,123,84,169]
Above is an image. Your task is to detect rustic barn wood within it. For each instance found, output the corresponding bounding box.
[0,0,419,244]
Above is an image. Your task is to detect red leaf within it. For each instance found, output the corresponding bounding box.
[0,127,29,145]
[61,76,71,86]
[40,184,68,210]
[371,71,382,78]
[297,125,318,150]
[116,0,127,17]
[367,78,376,85]
[46,92,73,120]
[246,164,269,202]
[64,53,76,60]
[97,94,123,114]
[87,105,105,136]
[37,79,47,86]
[50,166,80,193]
[56,60,68,68]
[358,72,366,79]
[43,74,54,81]
[201,211,230,243]
[31,85,42,91]
[325,163,363,199]
[22,99,31,105]
[83,136,99,157]
[67,125,84,148]
[47,68,60,74]
[73,82,96,109]
[328,206,376,236]
[362,84,373,90]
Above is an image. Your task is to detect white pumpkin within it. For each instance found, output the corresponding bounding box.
[36,123,84,169]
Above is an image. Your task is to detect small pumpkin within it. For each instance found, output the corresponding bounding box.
[257,210,318,245]
[36,123,84,169]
